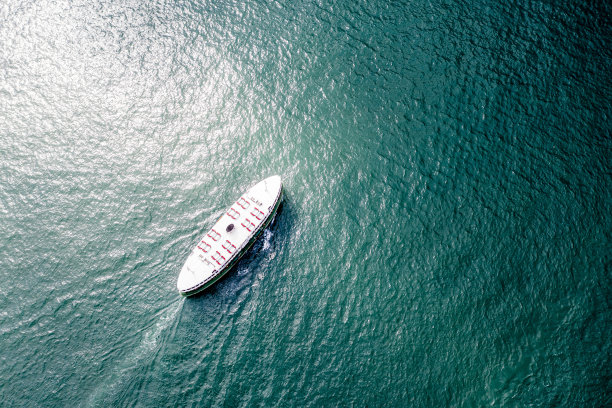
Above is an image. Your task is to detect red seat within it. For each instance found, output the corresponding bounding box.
[250,208,264,220]
[237,197,250,209]
[227,208,240,219]
[207,229,221,241]
[241,218,256,232]
[222,240,236,254]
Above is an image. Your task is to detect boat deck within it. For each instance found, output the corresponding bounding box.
[177,176,282,295]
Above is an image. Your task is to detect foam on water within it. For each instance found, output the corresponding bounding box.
[85,301,183,406]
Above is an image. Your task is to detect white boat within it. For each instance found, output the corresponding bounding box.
[177,176,283,296]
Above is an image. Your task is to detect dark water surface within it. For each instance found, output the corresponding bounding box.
[1,0,610,406]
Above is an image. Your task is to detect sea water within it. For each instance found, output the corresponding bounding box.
[0,0,609,406]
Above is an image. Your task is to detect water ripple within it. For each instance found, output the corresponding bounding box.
[0,0,609,406]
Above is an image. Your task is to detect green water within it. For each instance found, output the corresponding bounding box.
[1,0,610,406]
